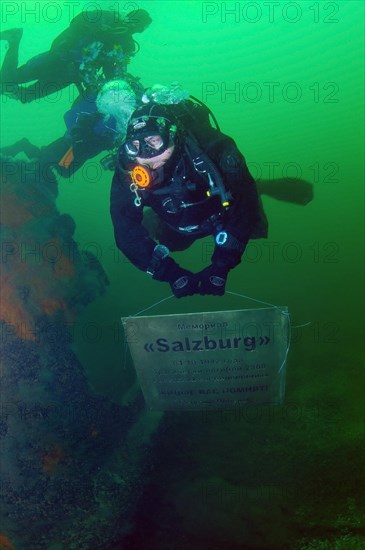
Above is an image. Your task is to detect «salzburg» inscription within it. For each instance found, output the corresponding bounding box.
[143,335,270,353]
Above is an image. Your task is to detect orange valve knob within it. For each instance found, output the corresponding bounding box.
[131,165,151,188]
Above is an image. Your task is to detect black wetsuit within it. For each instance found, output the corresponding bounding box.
[110,117,268,277]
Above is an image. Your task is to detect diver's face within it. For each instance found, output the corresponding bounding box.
[132,134,164,156]
[144,135,164,150]
[133,134,174,169]
[136,144,175,170]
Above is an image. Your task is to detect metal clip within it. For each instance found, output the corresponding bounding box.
[192,156,206,174]
[129,182,142,207]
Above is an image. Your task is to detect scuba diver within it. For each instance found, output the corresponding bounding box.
[0,78,141,178]
[110,99,269,297]
[0,8,152,103]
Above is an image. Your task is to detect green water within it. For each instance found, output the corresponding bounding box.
[1,1,364,548]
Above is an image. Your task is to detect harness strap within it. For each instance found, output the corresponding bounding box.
[184,136,232,208]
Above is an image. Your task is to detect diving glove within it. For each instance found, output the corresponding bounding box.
[151,256,199,298]
[197,264,230,296]
[169,266,199,298]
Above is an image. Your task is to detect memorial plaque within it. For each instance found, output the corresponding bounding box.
[122,307,289,411]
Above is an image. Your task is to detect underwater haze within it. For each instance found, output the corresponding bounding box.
[0,1,364,549]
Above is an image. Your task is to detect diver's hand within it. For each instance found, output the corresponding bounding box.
[197,264,229,296]
[152,257,199,298]
[170,268,199,298]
